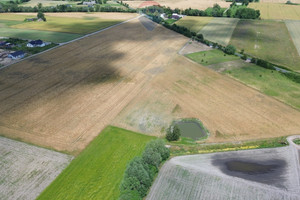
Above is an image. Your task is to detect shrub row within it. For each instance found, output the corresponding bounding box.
[119,139,170,200]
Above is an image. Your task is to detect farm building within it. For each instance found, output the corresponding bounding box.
[83,1,96,5]
[8,51,25,59]
[27,40,45,48]
[172,13,183,20]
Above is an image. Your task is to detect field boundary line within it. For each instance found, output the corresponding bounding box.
[0,14,142,71]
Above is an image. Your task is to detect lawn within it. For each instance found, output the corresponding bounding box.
[199,17,239,46]
[230,19,300,72]
[12,16,123,34]
[249,2,300,20]
[186,49,240,66]
[285,20,300,56]
[37,126,154,200]
[175,16,213,33]
[223,62,300,110]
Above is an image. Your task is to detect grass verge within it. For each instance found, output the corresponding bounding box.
[186,49,240,66]
[169,136,288,156]
[37,126,154,200]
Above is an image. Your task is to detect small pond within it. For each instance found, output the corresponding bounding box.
[174,120,208,140]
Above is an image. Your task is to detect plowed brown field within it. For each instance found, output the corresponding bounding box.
[1,17,300,154]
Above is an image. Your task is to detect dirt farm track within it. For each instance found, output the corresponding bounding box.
[1,17,300,154]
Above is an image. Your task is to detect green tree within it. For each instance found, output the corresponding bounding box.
[142,147,161,168]
[166,125,181,141]
[37,11,46,21]
[145,139,170,161]
[37,2,42,10]
[224,44,236,55]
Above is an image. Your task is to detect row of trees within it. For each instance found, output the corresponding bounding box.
[119,140,170,200]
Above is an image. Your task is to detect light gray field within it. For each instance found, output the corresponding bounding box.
[285,20,300,56]
[199,18,239,46]
[147,139,300,200]
[0,137,73,200]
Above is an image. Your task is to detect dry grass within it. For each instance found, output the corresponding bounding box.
[123,0,231,10]
[249,2,300,20]
[175,16,213,33]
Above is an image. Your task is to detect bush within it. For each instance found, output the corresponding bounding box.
[142,147,161,168]
[145,139,170,160]
[119,190,142,200]
[166,124,181,141]
[224,44,236,55]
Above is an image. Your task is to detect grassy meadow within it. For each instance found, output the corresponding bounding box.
[230,20,300,71]
[199,18,239,46]
[186,49,240,66]
[249,2,300,20]
[37,126,154,200]
[175,16,213,33]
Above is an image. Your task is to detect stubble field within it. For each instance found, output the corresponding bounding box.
[175,16,213,33]
[285,20,300,56]
[1,16,300,155]
[0,137,73,200]
[249,2,300,20]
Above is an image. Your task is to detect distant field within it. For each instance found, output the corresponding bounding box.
[249,2,300,20]
[123,0,231,10]
[199,18,239,46]
[0,13,137,42]
[230,20,300,72]
[12,16,123,34]
[19,0,80,6]
[175,16,213,33]
[0,137,73,200]
[186,50,239,66]
[285,20,300,56]
[0,27,81,43]
[37,126,153,200]
[222,61,300,110]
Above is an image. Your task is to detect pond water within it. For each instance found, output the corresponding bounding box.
[175,121,207,140]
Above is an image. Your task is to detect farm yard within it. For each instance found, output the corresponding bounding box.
[249,2,300,20]
[0,136,73,200]
[123,0,231,10]
[199,18,239,46]
[175,16,213,33]
[147,144,300,200]
[0,13,137,43]
[285,20,300,56]
[37,126,153,200]
[230,19,300,71]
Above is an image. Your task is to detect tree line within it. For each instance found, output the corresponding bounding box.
[119,139,170,200]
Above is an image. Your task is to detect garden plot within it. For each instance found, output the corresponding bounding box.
[199,18,239,46]
[0,136,73,200]
[147,144,300,200]
[285,20,300,56]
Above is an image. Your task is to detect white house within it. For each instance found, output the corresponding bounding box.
[83,1,96,5]
[27,40,45,48]
[8,51,25,60]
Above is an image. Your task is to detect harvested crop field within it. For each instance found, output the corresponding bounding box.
[113,55,300,143]
[230,19,300,71]
[285,20,300,56]
[175,16,213,33]
[123,0,231,10]
[0,17,188,154]
[199,18,239,46]
[249,2,300,20]
[0,137,73,200]
[147,143,300,200]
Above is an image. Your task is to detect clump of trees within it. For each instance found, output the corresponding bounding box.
[224,45,236,55]
[119,139,170,200]
[37,11,46,21]
[166,125,181,141]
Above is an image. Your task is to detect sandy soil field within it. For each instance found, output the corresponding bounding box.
[147,140,300,199]
[0,137,73,200]
[14,12,138,20]
[0,17,188,154]
[124,0,231,10]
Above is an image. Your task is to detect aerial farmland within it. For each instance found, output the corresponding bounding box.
[0,0,300,199]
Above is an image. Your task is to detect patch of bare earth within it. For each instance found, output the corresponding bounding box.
[0,137,73,200]
[179,40,212,55]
